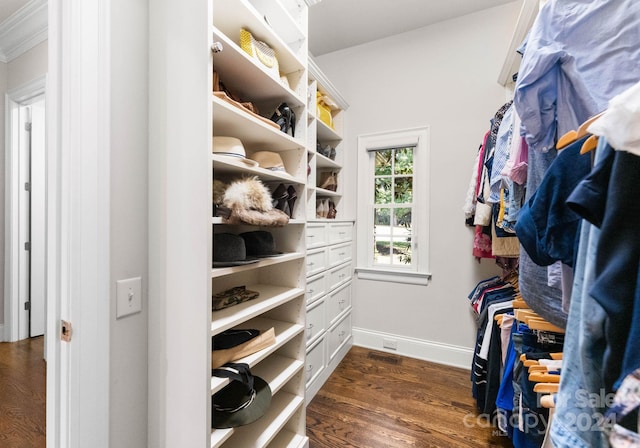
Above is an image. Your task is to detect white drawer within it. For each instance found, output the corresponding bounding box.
[306,223,327,249]
[306,299,325,347]
[328,242,352,268]
[326,281,351,326]
[328,313,352,362]
[306,273,326,305]
[328,222,352,244]
[306,247,327,277]
[305,338,325,389]
[328,262,351,291]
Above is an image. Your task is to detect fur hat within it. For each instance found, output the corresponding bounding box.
[213,179,227,205]
[222,177,289,227]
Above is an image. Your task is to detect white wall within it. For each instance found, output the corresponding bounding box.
[7,40,48,90]
[317,2,521,367]
[0,61,6,327]
[109,0,149,446]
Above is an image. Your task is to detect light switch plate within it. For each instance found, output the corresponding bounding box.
[116,277,142,319]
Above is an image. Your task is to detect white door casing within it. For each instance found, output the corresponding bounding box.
[48,0,111,447]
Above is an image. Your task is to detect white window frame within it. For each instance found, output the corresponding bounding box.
[356,127,431,285]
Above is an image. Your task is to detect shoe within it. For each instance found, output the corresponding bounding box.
[286,185,297,218]
[327,201,336,219]
[270,103,295,138]
[271,183,288,212]
[329,147,336,160]
[319,172,338,191]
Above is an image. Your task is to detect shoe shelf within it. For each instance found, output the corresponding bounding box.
[247,0,307,55]
[315,187,340,198]
[224,390,304,448]
[212,95,303,148]
[315,118,341,142]
[211,253,305,279]
[211,317,305,393]
[315,153,340,170]
[212,26,305,111]
[212,154,305,185]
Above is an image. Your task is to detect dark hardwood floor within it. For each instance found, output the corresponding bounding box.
[0,336,46,448]
[307,346,513,448]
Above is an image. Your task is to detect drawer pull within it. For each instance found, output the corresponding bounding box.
[339,330,346,338]
[308,235,315,238]
[339,299,346,304]
[339,252,345,256]
[307,364,313,372]
[307,262,315,267]
[307,323,314,330]
[339,274,346,278]
[339,232,346,235]
[308,289,314,294]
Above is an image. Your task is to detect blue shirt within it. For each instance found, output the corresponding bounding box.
[515,0,640,153]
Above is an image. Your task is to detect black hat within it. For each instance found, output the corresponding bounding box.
[213,233,259,267]
[239,231,282,258]
[213,329,260,350]
[212,363,272,428]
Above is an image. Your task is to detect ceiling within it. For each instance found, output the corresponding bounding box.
[0,0,29,24]
[308,0,517,56]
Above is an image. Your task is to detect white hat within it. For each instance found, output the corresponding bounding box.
[212,136,259,167]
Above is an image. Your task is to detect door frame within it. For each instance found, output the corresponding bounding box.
[4,75,46,343]
[47,1,111,446]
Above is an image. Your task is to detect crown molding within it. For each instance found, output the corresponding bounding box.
[0,0,48,63]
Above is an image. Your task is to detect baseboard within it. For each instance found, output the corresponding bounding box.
[352,327,473,370]
[0,324,5,342]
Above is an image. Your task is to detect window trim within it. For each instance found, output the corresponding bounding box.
[356,127,431,285]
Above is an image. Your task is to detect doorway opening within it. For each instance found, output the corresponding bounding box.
[5,76,47,344]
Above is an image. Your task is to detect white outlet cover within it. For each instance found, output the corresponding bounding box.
[116,277,142,318]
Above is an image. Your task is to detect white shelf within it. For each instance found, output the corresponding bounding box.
[212,217,305,225]
[211,428,235,448]
[211,253,304,278]
[248,0,306,49]
[212,154,305,185]
[211,284,305,334]
[315,118,340,141]
[267,430,308,448]
[224,391,304,448]
[315,187,340,198]
[212,320,304,394]
[212,26,305,108]
[213,94,304,149]
[213,0,306,75]
[315,153,340,169]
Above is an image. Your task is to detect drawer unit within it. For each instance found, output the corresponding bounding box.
[326,281,351,326]
[305,338,325,389]
[306,273,326,305]
[328,313,352,362]
[328,262,351,291]
[328,242,352,268]
[306,299,325,346]
[328,222,352,244]
[306,223,328,249]
[306,247,327,277]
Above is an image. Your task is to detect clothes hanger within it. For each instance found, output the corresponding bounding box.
[529,372,561,383]
[534,383,559,394]
[520,352,562,363]
[526,317,565,334]
[556,111,605,150]
[539,393,557,408]
[580,134,599,154]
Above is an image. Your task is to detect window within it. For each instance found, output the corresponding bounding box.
[356,127,431,285]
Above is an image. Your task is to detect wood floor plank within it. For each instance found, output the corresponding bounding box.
[0,337,46,448]
[307,346,513,448]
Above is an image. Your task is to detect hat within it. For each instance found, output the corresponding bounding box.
[212,286,260,311]
[213,136,259,167]
[240,231,282,257]
[249,151,286,172]
[213,329,260,350]
[212,363,272,428]
[211,327,276,369]
[213,233,259,267]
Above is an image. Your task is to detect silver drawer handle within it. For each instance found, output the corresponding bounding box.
[339,331,346,338]
[307,323,314,330]
[307,364,313,372]
[339,274,346,278]
[308,235,315,238]
[339,299,346,304]
[307,262,315,267]
[339,252,346,256]
[308,289,314,294]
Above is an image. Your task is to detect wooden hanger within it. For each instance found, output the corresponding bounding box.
[526,317,565,334]
[539,394,556,408]
[529,372,561,383]
[556,111,605,150]
[580,134,599,155]
[534,383,559,394]
[520,352,562,363]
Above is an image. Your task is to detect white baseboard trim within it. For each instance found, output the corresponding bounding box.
[352,327,473,369]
